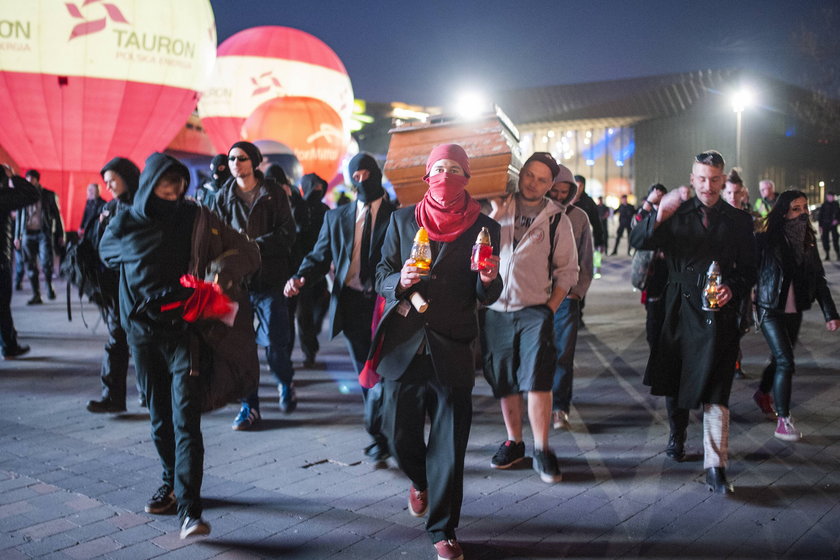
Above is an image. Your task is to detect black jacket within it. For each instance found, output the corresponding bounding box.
[818,200,840,229]
[292,174,330,271]
[14,184,64,243]
[754,231,838,322]
[209,175,295,293]
[575,191,606,247]
[372,207,503,388]
[1,176,40,265]
[100,153,260,345]
[80,196,106,234]
[296,196,396,339]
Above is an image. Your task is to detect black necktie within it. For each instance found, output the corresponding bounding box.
[359,205,372,285]
[700,205,710,229]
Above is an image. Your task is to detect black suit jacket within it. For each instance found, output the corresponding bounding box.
[373,206,502,388]
[296,196,396,339]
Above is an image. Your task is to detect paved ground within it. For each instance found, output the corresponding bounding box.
[1,255,839,559]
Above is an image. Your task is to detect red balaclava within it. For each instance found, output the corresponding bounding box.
[415,143,480,242]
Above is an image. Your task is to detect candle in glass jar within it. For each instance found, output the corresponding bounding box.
[470,226,492,271]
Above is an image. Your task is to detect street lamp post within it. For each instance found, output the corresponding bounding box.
[731,88,753,169]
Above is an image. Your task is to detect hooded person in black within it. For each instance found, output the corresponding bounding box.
[86,157,142,413]
[100,152,260,538]
[292,173,330,366]
[285,152,395,465]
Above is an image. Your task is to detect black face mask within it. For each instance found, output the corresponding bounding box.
[147,195,180,221]
[306,188,323,202]
[354,177,385,203]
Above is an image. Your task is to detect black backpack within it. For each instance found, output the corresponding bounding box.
[61,217,117,318]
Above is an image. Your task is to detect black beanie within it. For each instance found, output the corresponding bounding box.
[229,141,263,167]
[523,152,560,180]
[100,156,141,198]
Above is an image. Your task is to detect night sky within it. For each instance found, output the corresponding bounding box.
[209,0,831,108]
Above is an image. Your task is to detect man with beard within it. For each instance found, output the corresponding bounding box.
[630,150,756,494]
[373,144,501,559]
[483,153,578,483]
[285,153,396,465]
[210,141,296,430]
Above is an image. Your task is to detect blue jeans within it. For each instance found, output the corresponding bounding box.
[244,290,294,410]
[552,298,581,412]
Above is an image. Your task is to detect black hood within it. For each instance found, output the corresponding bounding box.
[348,153,385,203]
[133,153,190,222]
[300,173,327,201]
[100,157,140,202]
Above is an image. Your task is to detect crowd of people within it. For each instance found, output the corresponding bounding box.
[1,142,838,560]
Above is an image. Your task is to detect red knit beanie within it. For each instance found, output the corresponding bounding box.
[423,143,471,180]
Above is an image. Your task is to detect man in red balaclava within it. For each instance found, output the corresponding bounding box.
[373,144,502,560]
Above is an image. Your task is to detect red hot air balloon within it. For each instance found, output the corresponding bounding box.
[198,26,354,156]
[0,0,216,229]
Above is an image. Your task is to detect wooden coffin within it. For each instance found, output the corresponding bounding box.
[384,108,522,205]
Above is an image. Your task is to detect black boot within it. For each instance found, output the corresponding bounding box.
[665,396,689,461]
[665,431,686,461]
[705,467,734,494]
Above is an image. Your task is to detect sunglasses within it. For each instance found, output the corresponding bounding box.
[228,155,249,162]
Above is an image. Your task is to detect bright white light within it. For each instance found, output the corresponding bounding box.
[547,130,555,138]
[616,160,624,167]
[454,91,487,120]
[586,159,595,166]
[819,181,825,187]
[731,87,755,113]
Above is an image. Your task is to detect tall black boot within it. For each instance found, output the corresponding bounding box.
[665,396,689,461]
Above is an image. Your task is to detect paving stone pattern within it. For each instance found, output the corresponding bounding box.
[1,258,839,559]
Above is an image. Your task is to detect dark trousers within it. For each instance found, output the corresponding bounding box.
[759,311,802,418]
[339,287,387,447]
[383,355,472,543]
[23,231,54,295]
[821,225,839,257]
[245,290,295,410]
[296,279,327,361]
[99,307,132,407]
[0,262,20,353]
[552,298,581,412]
[612,223,632,254]
[133,337,203,520]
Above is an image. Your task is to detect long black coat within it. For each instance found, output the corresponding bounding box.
[1,176,39,265]
[630,197,757,409]
[296,196,396,340]
[372,207,502,388]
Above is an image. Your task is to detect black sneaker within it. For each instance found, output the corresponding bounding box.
[3,344,30,359]
[86,398,126,414]
[532,449,562,483]
[27,295,43,305]
[145,484,176,514]
[278,382,298,413]
[179,515,211,539]
[490,440,525,469]
[47,286,56,300]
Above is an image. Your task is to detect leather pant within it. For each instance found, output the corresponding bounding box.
[758,310,802,418]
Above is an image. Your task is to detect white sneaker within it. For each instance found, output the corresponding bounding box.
[552,410,570,430]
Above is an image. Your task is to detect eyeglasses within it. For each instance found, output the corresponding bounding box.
[228,155,249,162]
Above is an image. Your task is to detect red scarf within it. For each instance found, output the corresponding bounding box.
[414,173,480,242]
